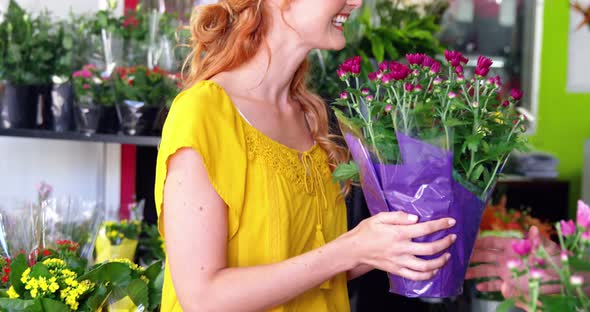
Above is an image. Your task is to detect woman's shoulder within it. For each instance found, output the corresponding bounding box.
[169,80,230,116]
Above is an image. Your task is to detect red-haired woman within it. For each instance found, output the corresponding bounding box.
[154,1,457,311]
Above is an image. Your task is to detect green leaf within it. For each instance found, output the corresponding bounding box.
[570,257,590,272]
[0,298,38,312]
[9,254,28,294]
[540,295,578,311]
[465,134,481,153]
[444,118,470,127]
[79,285,109,312]
[143,261,163,283]
[470,165,485,181]
[62,36,73,50]
[39,299,69,312]
[332,162,359,183]
[367,32,385,62]
[79,262,132,286]
[127,279,149,309]
[495,298,516,312]
[29,263,50,279]
[384,42,399,62]
[148,270,164,311]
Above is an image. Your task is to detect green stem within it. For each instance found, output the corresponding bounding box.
[528,280,539,312]
[481,156,504,198]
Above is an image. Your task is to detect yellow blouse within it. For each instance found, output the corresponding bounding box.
[154,80,350,312]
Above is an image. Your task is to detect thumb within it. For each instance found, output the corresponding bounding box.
[376,211,419,225]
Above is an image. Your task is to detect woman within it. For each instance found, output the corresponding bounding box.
[154,0,457,311]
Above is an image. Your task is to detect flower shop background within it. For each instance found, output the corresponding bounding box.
[0,0,589,311]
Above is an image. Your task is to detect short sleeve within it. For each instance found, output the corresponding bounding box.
[154,81,247,240]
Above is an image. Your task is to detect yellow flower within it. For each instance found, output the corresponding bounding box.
[140,275,150,284]
[21,268,31,283]
[49,280,60,293]
[30,288,38,298]
[491,111,504,124]
[38,277,49,291]
[7,286,19,298]
[112,258,142,272]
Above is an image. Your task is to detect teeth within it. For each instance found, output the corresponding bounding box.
[332,14,348,24]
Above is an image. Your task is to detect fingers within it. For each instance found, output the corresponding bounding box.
[402,218,456,239]
[406,234,456,256]
[402,253,451,272]
[465,264,500,280]
[469,249,500,264]
[474,235,512,250]
[475,279,503,293]
[397,267,440,281]
[375,211,419,225]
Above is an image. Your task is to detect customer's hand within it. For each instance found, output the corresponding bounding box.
[346,211,456,281]
[467,226,561,310]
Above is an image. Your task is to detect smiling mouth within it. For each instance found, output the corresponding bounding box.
[332,13,349,29]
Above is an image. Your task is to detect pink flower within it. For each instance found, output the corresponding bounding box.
[475,56,493,77]
[532,257,545,267]
[422,56,435,68]
[361,88,370,95]
[379,61,389,72]
[510,88,523,101]
[368,72,379,81]
[448,92,457,99]
[530,268,544,280]
[561,251,569,262]
[404,83,414,92]
[83,64,97,71]
[340,92,348,100]
[507,258,522,270]
[430,62,441,74]
[456,75,465,83]
[472,101,479,108]
[577,200,590,228]
[366,95,374,102]
[389,62,410,81]
[414,84,423,93]
[512,239,532,256]
[582,230,590,241]
[337,69,347,79]
[502,100,510,107]
[560,220,576,237]
[455,65,464,75]
[571,275,584,286]
[37,181,53,201]
[444,50,469,67]
[351,56,361,75]
[72,70,82,78]
[83,83,90,90]
[381,73,394,85]
[433,77,443,85]
[487,75,502,87]
[384,105,393,112]
[80,69,92,79]
[406,53,425,66]
[338,56,362,77]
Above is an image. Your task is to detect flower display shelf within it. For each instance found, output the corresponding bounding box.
[0,128,160,146]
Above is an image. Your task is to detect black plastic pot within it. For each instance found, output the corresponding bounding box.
[116,100,159,136]
[0,82,38,129]
[152,106,169,135]
[39,83,75,132]
[74,97,103,135]
[98,105,120,134]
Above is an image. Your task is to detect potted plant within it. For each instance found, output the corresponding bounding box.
[0,1,51,129]
[113,65,177,135]
[72,65,115,134]
[38,17,80,132]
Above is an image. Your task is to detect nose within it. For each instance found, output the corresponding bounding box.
[347,0,363,9]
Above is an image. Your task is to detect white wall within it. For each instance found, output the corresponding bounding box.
[0,0,123,214]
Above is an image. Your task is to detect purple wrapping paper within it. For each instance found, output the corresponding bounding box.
[345,132,486,298]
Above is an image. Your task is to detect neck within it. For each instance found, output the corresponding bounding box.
[219,21,310,106]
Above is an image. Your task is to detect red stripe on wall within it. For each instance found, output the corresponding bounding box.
[119,0,139,220]
[120,144,136,220]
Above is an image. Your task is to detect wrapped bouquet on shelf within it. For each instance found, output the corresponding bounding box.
[95,200,144,264]
[332,52,527,297]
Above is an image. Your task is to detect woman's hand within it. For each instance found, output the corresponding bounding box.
[345,211,457,281]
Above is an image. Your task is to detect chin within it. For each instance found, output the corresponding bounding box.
[314,35,347,51]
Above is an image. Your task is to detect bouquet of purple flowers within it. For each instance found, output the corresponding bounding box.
[332,51,527,298]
